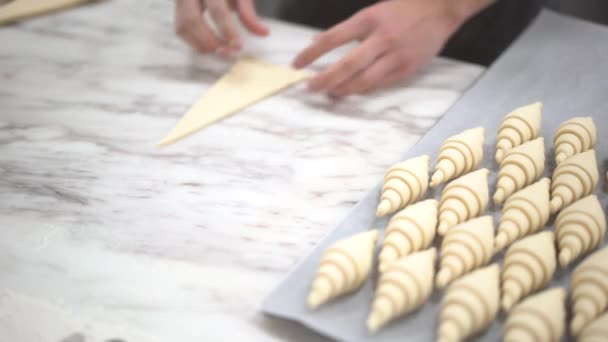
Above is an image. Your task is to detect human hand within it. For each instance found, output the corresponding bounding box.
[293,0,490,97]
[174,0,269,56]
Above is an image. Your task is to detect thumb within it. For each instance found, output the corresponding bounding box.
[235,0,269,36]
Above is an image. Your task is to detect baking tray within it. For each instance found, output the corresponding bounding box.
[262,10,608,341]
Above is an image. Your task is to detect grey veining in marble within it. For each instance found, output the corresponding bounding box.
[0,0,483,341]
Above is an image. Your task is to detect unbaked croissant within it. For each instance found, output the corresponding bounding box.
[437,264,500,342]
[376,155,430,217]
[495,102,542,163]
[378,199,438,273]
[579,311,608,342]
[495,178,551,252]
[556,195,606,267]
[367,248,436,333]
[503,287,566,342]
[438,168,490,236]
[570,246,608,336]
[553,116,596,165]
[430,127,484,187]
[494,137,545,206]
[501,231,556,311]
[550,149,599,214]
[307,230,378,309]
[436,216,494,289]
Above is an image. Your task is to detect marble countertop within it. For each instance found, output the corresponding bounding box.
[0,1,483,341]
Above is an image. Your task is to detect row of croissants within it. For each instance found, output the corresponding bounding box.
[306,102,607,341]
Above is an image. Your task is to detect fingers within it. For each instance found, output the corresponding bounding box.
[330,53,405,96]
[235,0,269,36]
[207,0,241,50]
[307,36,388,92]
[293,14,371,69]
[175,0,222,53]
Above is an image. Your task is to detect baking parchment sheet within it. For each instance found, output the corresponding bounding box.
[262,10,608,342]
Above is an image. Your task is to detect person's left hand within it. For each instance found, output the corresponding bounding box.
[293,0,489,97]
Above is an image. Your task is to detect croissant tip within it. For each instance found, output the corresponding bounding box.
[494,233,507,251]
[367,314,382,333]
[550,198,562,214]
[493,189,505,206]
[436,270,451,289]
[430,171,443,188]
[437,222,449,236]
[307,291,325,310]
[501,296,514,311]
[559,250,572,267]
[571,316,585,336]
[376,200,391,217]
[555,153,566,164]
[495,150,504,163]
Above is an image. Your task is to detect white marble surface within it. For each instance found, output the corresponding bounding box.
[0,1,483,341]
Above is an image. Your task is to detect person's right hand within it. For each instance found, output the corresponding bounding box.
[174,0,269,56]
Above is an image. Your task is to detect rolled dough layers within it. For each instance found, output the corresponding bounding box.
[570,246,608,336]
[376,155,430,217]
[494,137,545,206]
[437,264,500,342]
[367,248,436,333]
[501,231,556,311]
[550,149,599,214]
[436,216,494,289]
[579,311,608,342]
[503,287,566,342]
[307,230,378,309]
[378,199,438,273]
[554,116,596,165]
[438,168,490,236]
[556,195,606,267]
[495,102,542,163]
[430,127,484,187]
[495,178,551,252]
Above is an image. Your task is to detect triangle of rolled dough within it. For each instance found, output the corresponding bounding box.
[0,0,88,25]
[158,58,311,147]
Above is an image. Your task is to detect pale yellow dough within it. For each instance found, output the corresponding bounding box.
[495,102,542,163]
[550,149,599,214]
[503,287,566,342]
[307,230,378,309]
[367,248,436,333]
[438,168,490,235]
[501,231,556,311]
[376,155,430,217]
[158,58,311,147]
[570,246,608,336]
[553,116,597,164]
[430,127,485,187]
[494,137,545,206]
[0,0,88,25]
[378,199,438,273]
[495,178,551,252]
[438,264,500,342]
[436,216,494,289]
[579,311,608,342]
[556,195,606,267]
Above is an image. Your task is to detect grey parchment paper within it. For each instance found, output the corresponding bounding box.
[262,10,608,342]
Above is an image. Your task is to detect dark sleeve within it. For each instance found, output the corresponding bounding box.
[440,0,542,65]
